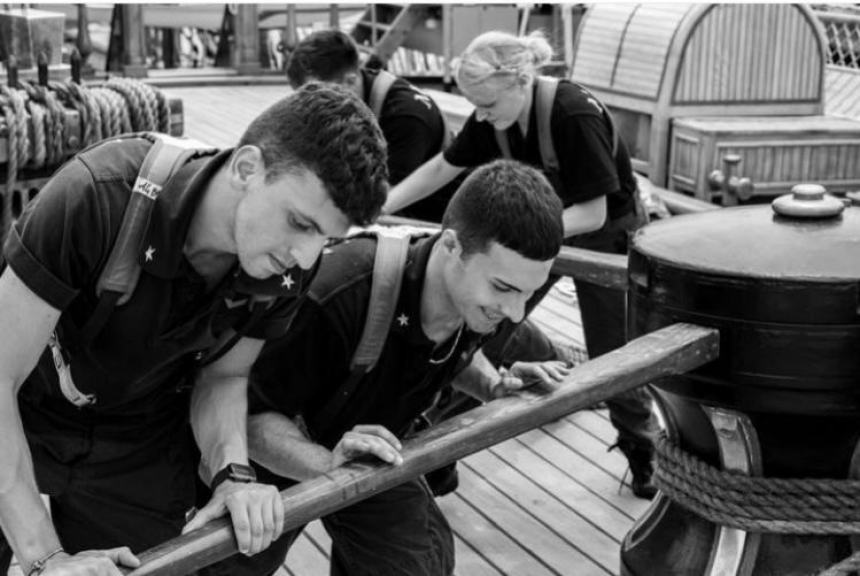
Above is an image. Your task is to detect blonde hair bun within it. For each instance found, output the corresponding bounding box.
[456,30,555,88]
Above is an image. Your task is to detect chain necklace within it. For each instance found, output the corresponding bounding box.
[428,323,465,365]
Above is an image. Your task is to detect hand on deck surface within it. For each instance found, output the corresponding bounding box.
[331,424,404,469]
[491,360,573,398]
[182,481,285,556]
[40,547,139,575]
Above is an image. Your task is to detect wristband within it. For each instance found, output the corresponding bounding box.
[211,462,256,491]
[27,547,64,576]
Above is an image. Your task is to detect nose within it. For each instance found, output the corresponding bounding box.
[290,234,327,270]
[500,293,527,324]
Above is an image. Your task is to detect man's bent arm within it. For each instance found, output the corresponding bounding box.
[191,336,265,479]
[187,336,287,556]
[450,350,502,402]
[562,195,607,238]
[383,153,464,215]
[0,268,66,570]
[249,412,334,481]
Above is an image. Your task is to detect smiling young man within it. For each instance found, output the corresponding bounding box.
[200,159,567,576]
[0,83,388,576]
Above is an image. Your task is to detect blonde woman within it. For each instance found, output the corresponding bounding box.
[385,30,659,499]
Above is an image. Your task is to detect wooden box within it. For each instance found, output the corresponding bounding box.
[669,116,860,201]
[0,8,65,69]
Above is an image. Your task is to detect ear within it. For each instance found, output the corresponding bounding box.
[343,71,360,87]
[229,146,264,188]
[515,69,536,89]
[439,228,462,258]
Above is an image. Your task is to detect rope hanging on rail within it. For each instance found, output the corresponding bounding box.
[1,75,172,239]
[654,436,860,535]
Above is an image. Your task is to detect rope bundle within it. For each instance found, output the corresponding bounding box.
[655,436,860,534]
[0,76,173,237]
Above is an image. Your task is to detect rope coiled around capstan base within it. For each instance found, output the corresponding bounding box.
[655,436,860,575]
[655,436,860,534]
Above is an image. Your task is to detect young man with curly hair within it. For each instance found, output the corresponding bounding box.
[0,83,388,576]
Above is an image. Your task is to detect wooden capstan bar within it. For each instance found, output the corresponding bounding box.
[125,322,719,576]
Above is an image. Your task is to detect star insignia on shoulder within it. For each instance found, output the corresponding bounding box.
[413,93,432,110]
[586,97,603,113]
[144,245,156,262]
[281,274,295,289]
[397,313,409,327]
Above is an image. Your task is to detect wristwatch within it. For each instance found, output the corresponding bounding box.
[211,463,257,491]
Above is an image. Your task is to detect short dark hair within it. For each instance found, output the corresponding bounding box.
[238,82,388,226]
[442,160,563,261]
[286,29,360,89]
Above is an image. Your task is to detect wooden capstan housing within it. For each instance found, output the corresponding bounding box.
[571,4,860,202]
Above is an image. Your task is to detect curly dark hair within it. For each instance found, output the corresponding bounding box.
[442,159,563,261]
[286,29,360,89]
[238,82,389,226]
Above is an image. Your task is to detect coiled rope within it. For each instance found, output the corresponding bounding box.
[1,76,172,238]
[655,436,860,534]
[654,436,860,576]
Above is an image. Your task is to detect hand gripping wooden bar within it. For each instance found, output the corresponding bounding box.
[125,322,719,576]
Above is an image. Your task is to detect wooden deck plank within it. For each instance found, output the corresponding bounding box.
[452,533,505,576]
[488,438,633,540]
[455,465,612,576]
[517,428,651,522]
[438,493,557,576]
[464,448,621,572]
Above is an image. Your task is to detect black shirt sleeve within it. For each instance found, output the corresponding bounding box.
[3,158,111,310]
[443,113,501,168]
[553,110,620,206]
[380,89,445,185]
[249,299,351,418]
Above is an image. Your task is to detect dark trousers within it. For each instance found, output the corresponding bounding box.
[0,396,197,572]
[568,207,659,448]
[200,474,454,576]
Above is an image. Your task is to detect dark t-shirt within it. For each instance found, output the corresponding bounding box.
[4,135,316,417]
[250,234,493,449]
[362,69,455,222]
[444,79,636,221]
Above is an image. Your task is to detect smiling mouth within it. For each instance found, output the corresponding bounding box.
[482,307,505,324]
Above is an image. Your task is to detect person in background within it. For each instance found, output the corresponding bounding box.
[287,28,458,222]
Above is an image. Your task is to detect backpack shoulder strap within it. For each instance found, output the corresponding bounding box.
[310,229,413,433]
[80,133,216,344]
[368,70,398,118]
[350,231,411,373]
[535,76,560,172]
